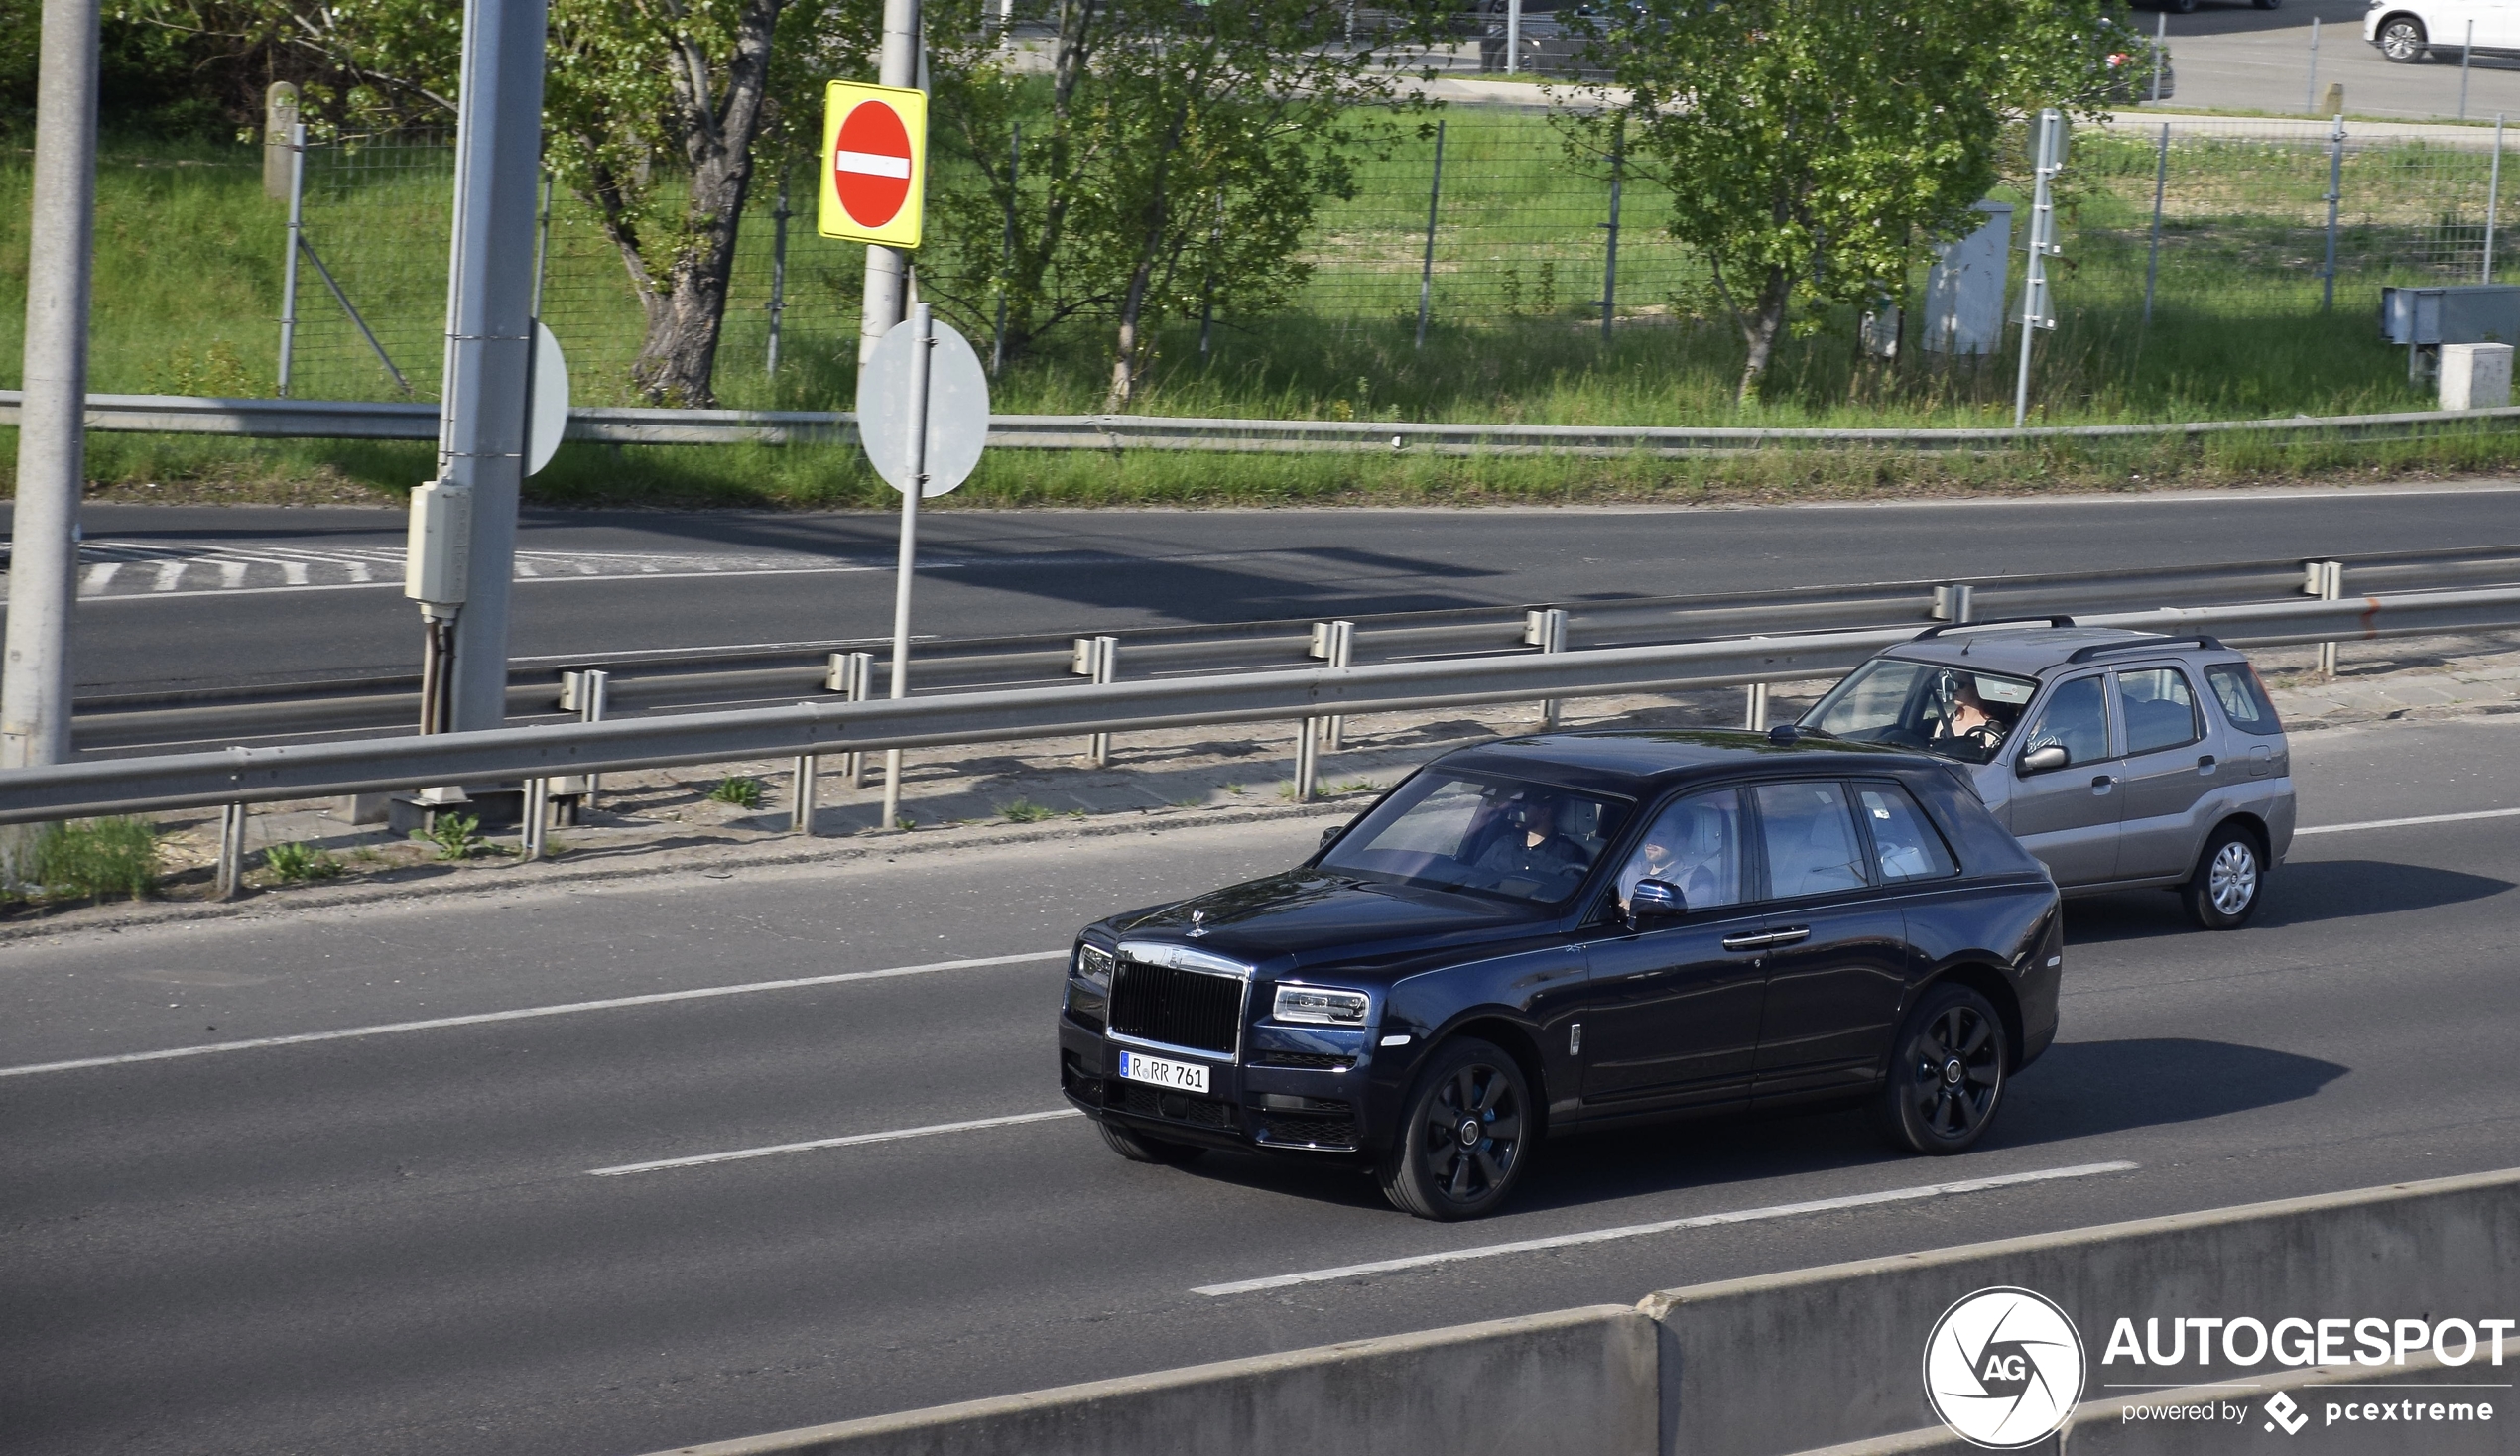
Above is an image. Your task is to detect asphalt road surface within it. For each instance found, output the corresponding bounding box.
[6,709,2520,1455]
[2150,0,2520,121]
[11,481,2520,697]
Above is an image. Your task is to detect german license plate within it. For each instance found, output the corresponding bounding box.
[1117,1050,1210,1095]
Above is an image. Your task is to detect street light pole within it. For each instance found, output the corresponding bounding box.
[858,0,921,365]
[438,0,550,732]
[2,0,101,775]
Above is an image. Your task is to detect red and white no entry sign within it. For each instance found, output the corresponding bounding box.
[818,81,927,247]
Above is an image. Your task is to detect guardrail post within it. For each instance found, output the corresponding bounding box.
[569,668,609,807]
[1071,636,1118,766]
[1523,607,1569,729]
[520,777,549,860]
[1933,584,1976,624]
[1745,682,1769,732]
[790,740,819,836]
[214,801,248,899]
[1310,620,1356,751]
[2306,559,2343,677]
[1294,718,1320,803]
[826,651,873,788]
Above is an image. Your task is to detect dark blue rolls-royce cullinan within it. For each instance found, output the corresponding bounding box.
[1057,728,2064,1220]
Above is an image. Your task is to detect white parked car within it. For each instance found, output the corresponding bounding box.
[2368,0,2500,61]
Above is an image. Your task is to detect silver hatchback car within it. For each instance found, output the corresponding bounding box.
[1798,622,2296,929]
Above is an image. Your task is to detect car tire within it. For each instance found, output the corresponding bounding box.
[1877,984,2009,1155]
[1377,1037,1533,1221]
[1098,1118,1205,1165]
[2378,15,2428,61]
[2182,822,2265,930]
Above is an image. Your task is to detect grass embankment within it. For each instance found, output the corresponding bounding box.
[2,123,2513,507]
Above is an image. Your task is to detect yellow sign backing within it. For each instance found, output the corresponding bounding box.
[818,81,928,248]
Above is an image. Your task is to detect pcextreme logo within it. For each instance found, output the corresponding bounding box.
[1923,1287,2089,1449]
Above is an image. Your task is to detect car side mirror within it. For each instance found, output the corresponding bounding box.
[1628,878,1687,927]
[2018,744,2069,776]
[1320,825,1342,849]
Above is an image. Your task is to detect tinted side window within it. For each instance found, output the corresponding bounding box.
[2205,662,2285,737]
[1857,784,1958,882]
[1616,789,1746,915]
[2116,667,2202,756]
[1754,782,1870,900]
[2019,675,2110,766]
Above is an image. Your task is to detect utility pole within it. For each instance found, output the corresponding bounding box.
[2,0,101,775]
[858,0,921,365]
[436,0,549,733]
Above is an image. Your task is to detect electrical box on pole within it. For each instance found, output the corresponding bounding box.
[405,480,473,608]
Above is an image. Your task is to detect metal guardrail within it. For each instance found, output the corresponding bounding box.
[10,587,2520,826]
[66,545,2520,755]
[6,391,2520,456]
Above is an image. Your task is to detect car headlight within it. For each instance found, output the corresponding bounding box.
[1273,984,1370,1026]
[1073,942,1115,991]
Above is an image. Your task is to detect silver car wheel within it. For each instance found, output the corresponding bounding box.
[2379,19,2426,61]
[2208,840,2259,915]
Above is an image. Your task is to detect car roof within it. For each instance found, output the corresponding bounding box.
[1879,626,2240,678]
[1435,728,1935,798]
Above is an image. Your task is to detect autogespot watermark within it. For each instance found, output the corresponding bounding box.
[1925,1292,2512,1445]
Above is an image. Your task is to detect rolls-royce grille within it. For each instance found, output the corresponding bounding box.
[1108,960,1242,1056]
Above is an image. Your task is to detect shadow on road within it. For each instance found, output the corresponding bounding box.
[2065,857,2512,944]
[1995,1035,2346,1143]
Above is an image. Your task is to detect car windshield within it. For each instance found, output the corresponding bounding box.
[1801,658,2040,766]
[1319,772,1630,907]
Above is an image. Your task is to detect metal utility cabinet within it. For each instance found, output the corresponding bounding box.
[2381,284,2520,383]
[1923,203,2013,357]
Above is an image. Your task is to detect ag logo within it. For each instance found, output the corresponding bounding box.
[1923,1287,2087,1448]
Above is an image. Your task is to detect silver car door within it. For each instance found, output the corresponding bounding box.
[2004,672,2123,887]
[2111,665,2220,881]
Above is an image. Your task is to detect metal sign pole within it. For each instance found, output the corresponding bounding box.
[2323,114,2345,310]
[2013,111,2058,428]
[2487,115,2506,285]
[2150,12,2165,105]
[2304,17,2320,116]
[879,303,937,833]
[279,122,306,397]
[858,0,920,364]
[1417,120,1445,350]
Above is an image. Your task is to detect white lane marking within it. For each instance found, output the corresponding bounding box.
[588,1109,1082,1176]
[218,560,248,588]
[81,562,120,591]
[1191,1160,2141,1297]
[833,149,912,179]
[0,949,1066,1079]
[2295,806,2520,837]
[152,560,187,591]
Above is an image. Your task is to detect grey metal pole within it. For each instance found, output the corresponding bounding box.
[533,170,553,318]
[993,123,1017,374]
[439,0,550,734]
[1,0,100,777]
[1416,120,1445,350]
[1600,122,1623,345]
[2142,122,2168,328]
[767,167,790,377]
[2150,11,2165,105]
[859,0,921,366]
[278,122,305,396]
[878,303,935,834]
[2323,112,2344,310]
[1506,0,1520,74]
[2014,111,2058,428]
[2486,115,2505,284]
[2462,21,2474,121]
[2305,17,2320,116]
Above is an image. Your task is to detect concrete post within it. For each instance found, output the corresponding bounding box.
[2,0,101,780]
[859,0,921,365]
[439,0,550,734]
[263,82,299,198]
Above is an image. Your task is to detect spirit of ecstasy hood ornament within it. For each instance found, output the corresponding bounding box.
[1188,910,1207,937]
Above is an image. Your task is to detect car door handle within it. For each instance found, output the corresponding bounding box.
[2089,775,2116,794]
[1723,926,1809,951]
[2197,755,2216,775]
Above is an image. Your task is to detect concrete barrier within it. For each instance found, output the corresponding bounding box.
[647,1168,2520,1456]
[1645,1167,2520,1456]
[647,1304,1656,1456]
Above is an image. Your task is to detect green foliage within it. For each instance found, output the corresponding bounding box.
[706,775,765,809]
[22,818,162,900]
[1574,0,2135,398]
[415,811,486,860]
[997,799,1055,823]
[263,840,342,882]
[921,0,1447,403]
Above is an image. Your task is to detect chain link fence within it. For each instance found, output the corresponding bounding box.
[269,111,2520,406]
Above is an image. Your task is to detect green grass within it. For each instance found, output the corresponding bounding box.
[262,841,342,882]
[705,776,765,809]
[997,799,1055,822]
[19,817,161,900]
[3,123,2515,507]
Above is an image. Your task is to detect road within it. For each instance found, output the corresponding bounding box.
[5,708,2520,1455]
[2146,0,2520,121]
[11,482,2520,697]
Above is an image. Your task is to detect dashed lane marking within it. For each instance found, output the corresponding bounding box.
[586,1109,1084,1176]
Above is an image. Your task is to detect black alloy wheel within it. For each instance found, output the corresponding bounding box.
[1379,1037,1532,1220]
[1877,985,2008,1155]
[1098,1118,1206,1165]
[2378,16,2428,61]
[2182,822,2264,930]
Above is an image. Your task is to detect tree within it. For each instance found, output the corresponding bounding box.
[124,0,876,405]
[1570,0,2131,403]
[919,0,1446,408]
